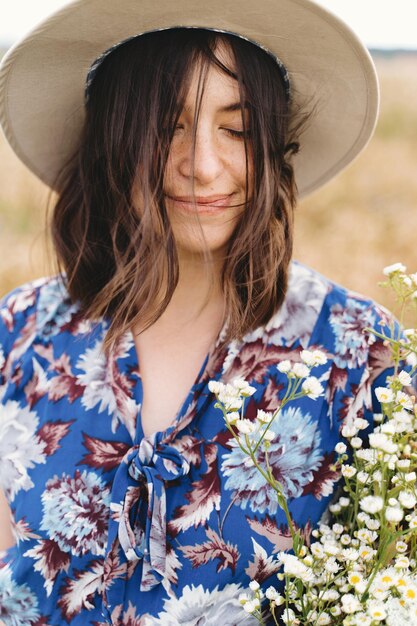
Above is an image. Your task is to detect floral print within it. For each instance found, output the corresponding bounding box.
[0,262,394,625]
[329,298,377,368]
[0,400,46,499]
[221,406,323,510]
[0,565,40,626]
[150,584,259,625]
[76,336,139,438]
[40,470,111,556]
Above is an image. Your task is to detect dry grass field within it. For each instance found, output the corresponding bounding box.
[0,51,416,320]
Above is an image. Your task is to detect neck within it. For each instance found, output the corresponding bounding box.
[168,250,225,325]
[134,249,226,341]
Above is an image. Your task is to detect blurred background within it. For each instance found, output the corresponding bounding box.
[0,1,417,320]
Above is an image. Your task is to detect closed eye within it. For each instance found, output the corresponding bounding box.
[223,128,251,139]
[169,125,250,139]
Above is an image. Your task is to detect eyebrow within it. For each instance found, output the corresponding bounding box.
[182,101,248,114]
[218,102,248,113]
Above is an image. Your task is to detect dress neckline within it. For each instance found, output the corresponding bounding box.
[108,321,229,444]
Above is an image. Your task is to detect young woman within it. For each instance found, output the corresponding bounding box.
[0,2,393,624]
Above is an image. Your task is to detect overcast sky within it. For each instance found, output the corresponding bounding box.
[1,1,417,49]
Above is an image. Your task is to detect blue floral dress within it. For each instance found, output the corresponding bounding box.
[0,262,394,625]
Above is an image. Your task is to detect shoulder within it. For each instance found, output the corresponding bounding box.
[286,261,389,317]
[0,276,78,365]
[241,261,393,372]
[306,264,391,354]
[286,263,393,373]
[0,275,73,328]
[290,261,391,324]
[255,261,390,351]
[272,261,332,345]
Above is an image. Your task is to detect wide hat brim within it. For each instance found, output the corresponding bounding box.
[0,0,379,196]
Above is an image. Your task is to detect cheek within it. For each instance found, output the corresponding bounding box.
[246,158,254,189]
[163,154,176,190]
[234,148,253,194]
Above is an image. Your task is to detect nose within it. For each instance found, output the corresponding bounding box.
[177,126,223,185]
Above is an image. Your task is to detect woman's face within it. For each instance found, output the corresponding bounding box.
[163,44,252,258]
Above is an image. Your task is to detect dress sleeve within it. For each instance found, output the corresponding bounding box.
[0,294,12,387]
[0,546,17,568]
[0,282,40,389]
[0,298,19,599]
[0,282,41,505]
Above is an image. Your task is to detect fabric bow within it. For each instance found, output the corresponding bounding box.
[107,434,190,591]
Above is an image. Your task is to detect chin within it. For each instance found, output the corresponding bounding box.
[173,224,236,258]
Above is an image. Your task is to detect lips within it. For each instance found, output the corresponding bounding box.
[166,194,234,211]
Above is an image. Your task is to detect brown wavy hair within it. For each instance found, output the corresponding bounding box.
[51,28,305,348]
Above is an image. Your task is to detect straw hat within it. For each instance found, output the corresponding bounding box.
[0,0,379,196]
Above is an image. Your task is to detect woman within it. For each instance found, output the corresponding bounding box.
[0,2,393,625]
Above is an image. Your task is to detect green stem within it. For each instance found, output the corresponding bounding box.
[241,445,299,549]
[252,378,304,454]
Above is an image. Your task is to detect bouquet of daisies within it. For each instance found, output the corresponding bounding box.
[209,264,417,626]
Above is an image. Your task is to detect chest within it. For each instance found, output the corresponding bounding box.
[134,332,213,437]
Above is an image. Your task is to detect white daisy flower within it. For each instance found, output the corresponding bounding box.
[396,541,408,553]
[342,548,359,562]
[395,391,413,410]
[301,376,324,400]
[208,380,224,394]
[357,470,370,484]
[341,593,361,614]
[341,425,359,438]
[292,363,310,378]
[341,465,357,478]
[397,459,411,469]
[385,507,404,523]
[382,263,406,276]
[369,433,398,454]
[348,572,363,587]
[235,419,257,434]
[374,387,395,403]
[300,349,315,366]
[367,602,387,621]
[278,553,314,582]
[398,370,412,386]
[339,497,350,507]
[262,430,275,442]
[232,379,256,397]
[395,556,410,569]
[256,409,273,424]
[360,495,384,514]
[398,491,416,509]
